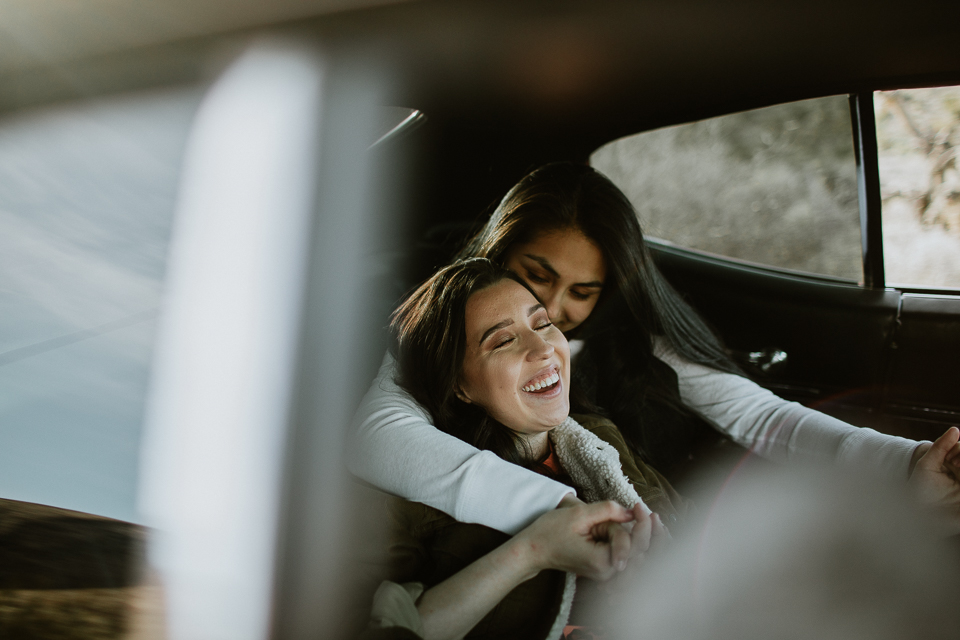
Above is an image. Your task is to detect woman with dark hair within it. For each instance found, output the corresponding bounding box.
[350,162,960,539]
[456,162,741,477]
[367,258,672,640]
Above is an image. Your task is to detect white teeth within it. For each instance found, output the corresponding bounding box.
[523,372,560,392]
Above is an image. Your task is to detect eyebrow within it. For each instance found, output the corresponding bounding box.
[478,302,546,346]
[522,254,604,288]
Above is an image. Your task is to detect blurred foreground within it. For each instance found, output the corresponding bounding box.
[600,464,960,640]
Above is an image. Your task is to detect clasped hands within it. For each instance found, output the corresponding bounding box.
[514,494,668,584]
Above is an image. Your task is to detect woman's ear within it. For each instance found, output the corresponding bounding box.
[454,384,472,404]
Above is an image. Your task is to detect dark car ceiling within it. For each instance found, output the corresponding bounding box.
[2,0,957,235]
[3,0,958,144]
[320,0,960,253]
[325,0,960,156]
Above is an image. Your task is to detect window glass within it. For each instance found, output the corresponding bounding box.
[590,96,862,280]
[875,86,960,289]
[0,87,203,521]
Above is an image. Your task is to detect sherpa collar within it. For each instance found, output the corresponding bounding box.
[542,416,642,640]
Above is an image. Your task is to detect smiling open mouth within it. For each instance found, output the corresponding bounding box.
[522,371,560,393]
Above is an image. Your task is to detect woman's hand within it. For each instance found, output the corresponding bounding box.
[415,499,635,640]
[516,499,637,581]
[907,426,960,534]
[596,504,670,593]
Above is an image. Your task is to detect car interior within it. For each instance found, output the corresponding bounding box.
[1,1,959,638]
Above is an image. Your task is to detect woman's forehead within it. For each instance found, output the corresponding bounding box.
[465,280,541,335]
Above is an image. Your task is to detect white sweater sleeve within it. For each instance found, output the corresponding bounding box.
[348,353,575,535]
[653,339,920,480]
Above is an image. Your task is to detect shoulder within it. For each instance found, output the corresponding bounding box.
[651,335,688,369]
[354,351,433,423]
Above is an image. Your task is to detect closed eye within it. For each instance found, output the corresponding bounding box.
[525,270,549,285]
[531,309,553,331]
[493,336,514,349]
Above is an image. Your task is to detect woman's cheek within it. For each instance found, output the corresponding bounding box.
[578,299,601,324]
[489,360,516,395]
[566,303,589,328]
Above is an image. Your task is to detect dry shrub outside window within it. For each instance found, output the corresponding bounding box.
[875,87,960,288]
[591,96,862,281]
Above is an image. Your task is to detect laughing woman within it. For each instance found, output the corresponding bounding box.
[366,258,674,640]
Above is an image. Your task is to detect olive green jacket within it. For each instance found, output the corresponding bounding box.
[359,413,689,640]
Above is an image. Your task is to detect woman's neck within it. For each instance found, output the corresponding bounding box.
[519,431,550,461]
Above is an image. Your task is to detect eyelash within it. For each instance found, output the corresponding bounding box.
[525,271,596,302]
[525,271,549,284]
[492,321,552,349]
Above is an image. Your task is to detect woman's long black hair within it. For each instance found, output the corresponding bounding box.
[457,162,741,474]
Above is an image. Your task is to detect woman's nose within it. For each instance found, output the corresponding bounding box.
[543,291,564,324]
[526,332,555,360]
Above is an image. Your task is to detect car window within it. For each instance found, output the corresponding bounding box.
[590,95,862,281]
[0,86,203,522]
[874,85,960,289]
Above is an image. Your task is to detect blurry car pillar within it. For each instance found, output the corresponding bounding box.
[137,38,391,640]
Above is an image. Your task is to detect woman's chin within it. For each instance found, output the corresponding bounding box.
[508,402,569,436]
[530,402,570,431]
